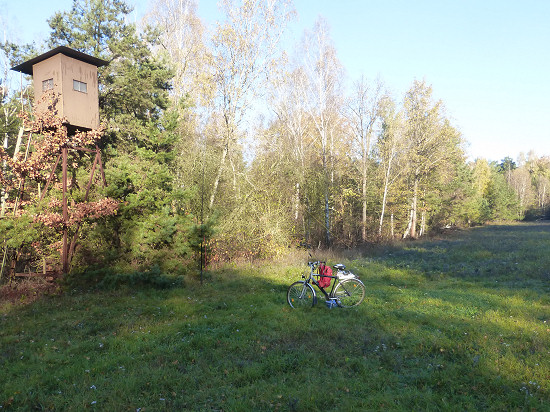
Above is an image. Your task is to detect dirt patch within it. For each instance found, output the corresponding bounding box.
[0,277,61,306]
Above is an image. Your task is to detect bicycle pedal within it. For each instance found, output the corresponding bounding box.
[326,299,338,309]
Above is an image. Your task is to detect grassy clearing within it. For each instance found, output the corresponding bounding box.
[1,223,550,411]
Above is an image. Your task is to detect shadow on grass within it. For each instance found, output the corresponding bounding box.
[368,222,550,289]
[1,223,550,410]
[359,295,549,410]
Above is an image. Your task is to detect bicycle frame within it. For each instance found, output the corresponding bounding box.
[303,261,339,301]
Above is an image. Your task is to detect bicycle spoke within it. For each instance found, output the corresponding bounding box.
[334,279,365,308]
[287,281,315,308]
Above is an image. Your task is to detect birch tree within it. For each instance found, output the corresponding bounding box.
[509,165,534,218]
[376,97,407,237]
[345,76,383,241]
[147,0,205,104]
[271,67,310,228]
[206,0,294,210]
[146,0,207,210]
[297,17,344,246]
[0,42,27,218]
[402,80,463,238]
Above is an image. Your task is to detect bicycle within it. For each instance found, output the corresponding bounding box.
[287,261,366,309]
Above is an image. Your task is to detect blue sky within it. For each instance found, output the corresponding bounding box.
[2,0,549,162]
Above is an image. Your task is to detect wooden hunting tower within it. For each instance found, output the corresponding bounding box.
[8,47,109,276]
[11,46,107,130]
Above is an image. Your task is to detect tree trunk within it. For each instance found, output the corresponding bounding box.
[13,127,24,159]
[2,127,27,217]
[209,141,228,210]
[62,147,69,274]
[304,198,311,245]
[540,183,546,215]
[362,155,367,241]
[378,187,387,238]
[294,182,300,221]
[321,132,331,247]
[403,207,413,239]
[0,134,8,217]
[378,153,394,237]
[410,177,419,239]
[324,188,331,246]
[419,210,426,237]
[229,156,238,200]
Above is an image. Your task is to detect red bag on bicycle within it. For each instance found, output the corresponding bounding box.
[318,263,333,288]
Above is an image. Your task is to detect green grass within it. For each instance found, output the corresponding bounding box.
[1,223,550,411]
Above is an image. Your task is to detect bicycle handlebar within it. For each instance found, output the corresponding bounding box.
[305,261,340,285]
[308,260,325,267]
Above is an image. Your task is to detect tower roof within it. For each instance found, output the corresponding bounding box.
[11,46,108,75]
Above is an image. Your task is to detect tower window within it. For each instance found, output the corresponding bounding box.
[73,80,87,93]
[42,78,54,91]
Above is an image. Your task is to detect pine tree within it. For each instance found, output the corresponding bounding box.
[47,0,190,273]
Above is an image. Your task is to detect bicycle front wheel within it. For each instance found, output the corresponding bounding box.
[334,279,365,308]
[287,281,316,308]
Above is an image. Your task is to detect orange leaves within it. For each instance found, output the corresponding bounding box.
[4,88,117,233]
[68,198,119,224]
[4,91,105,186]
[48,198,62,209]
[33,212,64,228]
[33,198,119,229]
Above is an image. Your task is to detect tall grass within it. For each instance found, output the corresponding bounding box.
[1,223,549,410]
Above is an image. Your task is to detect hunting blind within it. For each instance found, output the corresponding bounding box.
[6,46,109,276]
[11,46,107,130]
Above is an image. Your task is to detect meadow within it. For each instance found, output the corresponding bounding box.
[1,223,549,411]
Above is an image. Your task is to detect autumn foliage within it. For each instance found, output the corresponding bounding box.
[1,93,103,181]
[0,91,118,274]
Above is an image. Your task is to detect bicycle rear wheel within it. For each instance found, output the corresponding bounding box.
[334,279,365,307]
[287,281,316,308]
